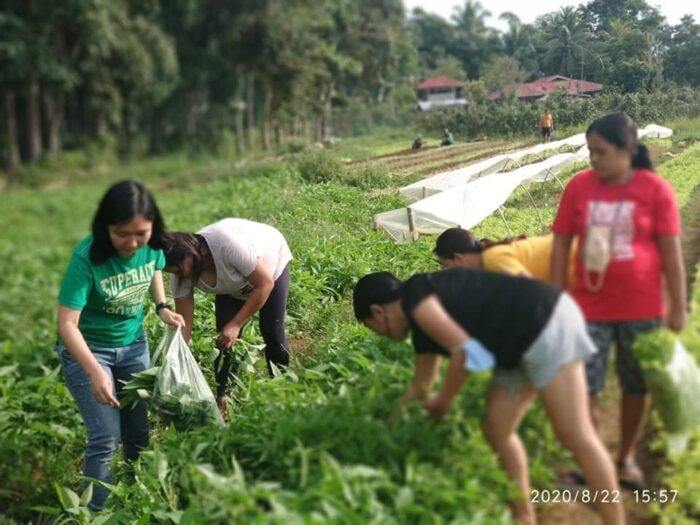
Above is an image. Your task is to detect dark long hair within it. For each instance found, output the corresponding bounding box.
[586,112,653,170]
[90,180,166,264]
[433,228,527,259]
[161,232,208,283]
[353,271,403,321]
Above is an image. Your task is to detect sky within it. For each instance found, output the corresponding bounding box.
[403,0,700,31]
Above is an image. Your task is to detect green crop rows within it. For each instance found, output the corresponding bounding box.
[2,131,700,523]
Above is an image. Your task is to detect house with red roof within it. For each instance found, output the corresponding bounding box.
[490,75,604,102]
[416,76,468,111]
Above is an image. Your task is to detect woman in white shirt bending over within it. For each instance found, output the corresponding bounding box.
[163,218,292,418]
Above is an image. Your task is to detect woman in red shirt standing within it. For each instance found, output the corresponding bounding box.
[551,112,686,488]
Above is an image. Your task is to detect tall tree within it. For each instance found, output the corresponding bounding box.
[498,13,540,78]
[664,15,700,86]
[0,5,29,173]
[408,8,458,71]
[451,0,494,78]
[539,7,595,78]
[0,9,27,173]
[583,0,664,32]
[482,55,528,96]
[598,19,658,91]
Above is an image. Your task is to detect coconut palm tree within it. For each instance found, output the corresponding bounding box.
[499,12,539,76]
[450,1,494,78]
[540,6,595,77]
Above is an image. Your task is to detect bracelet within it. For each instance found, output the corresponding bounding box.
[155,302,171,314]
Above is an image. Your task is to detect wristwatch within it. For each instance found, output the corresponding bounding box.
[155,302,171,314]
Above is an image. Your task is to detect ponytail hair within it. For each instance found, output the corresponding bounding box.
[434,228,526,259]
[632,144,653,170]
[478,234,528,249]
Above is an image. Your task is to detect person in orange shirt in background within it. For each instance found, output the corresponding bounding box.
[540,109,554,143]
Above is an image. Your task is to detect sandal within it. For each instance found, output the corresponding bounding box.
[617,459,644,489]
[555,470,587,490]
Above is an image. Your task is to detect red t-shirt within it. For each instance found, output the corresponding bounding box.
[552,168,680,321]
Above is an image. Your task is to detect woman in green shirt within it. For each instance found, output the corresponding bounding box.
[56,180,184,510]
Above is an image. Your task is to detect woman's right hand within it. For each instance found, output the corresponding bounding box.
[89,369,120,406]
[159,308,186,329]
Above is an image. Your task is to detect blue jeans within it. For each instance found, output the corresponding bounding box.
[56,335,150,510]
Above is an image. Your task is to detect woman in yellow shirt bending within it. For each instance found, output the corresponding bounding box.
[434,227,575,283]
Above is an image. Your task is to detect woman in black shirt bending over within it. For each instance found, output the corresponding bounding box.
[353,268,623,525]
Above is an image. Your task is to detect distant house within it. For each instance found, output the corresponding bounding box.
[490,75,604,102]
[416,76,468,111]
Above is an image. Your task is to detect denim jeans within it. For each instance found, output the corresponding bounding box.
[56,335,150,510]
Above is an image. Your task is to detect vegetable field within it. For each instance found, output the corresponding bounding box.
[2,122,700,524]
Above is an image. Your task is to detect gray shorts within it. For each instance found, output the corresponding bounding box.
[585,319,662,395]
[493,293,597,392]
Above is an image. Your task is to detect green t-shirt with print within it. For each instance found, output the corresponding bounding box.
[58,236,165,347]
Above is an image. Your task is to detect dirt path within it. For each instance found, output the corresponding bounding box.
[349,138,537,180]
[536,376,655,525]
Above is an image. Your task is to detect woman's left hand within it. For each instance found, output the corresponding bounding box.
[666,306,687,333]
[159,308,186,328]
[422,393,451,420]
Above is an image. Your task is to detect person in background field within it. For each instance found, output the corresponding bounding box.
[353,270,624,525]
[551,112,686,489]
[412,134,424,150]
[56,180,185,511]
[434,228,576,283]
[162,218,292,420]
[540,109,554,143]
[441,128,454,146]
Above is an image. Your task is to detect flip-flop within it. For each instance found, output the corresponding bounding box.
[555,470,587,490]
[617,459,645,490]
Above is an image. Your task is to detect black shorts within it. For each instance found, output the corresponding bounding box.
[541,127,552,138]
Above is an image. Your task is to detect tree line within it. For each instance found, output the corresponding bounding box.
[1,0,699,173]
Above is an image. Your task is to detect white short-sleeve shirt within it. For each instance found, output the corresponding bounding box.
[171,218,292,300]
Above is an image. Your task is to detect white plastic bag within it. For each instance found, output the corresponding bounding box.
[151,327,223,429]
[663,341,700,452]
[638,337,700,453]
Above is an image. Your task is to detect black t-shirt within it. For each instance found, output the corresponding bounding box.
[400,268,561,369]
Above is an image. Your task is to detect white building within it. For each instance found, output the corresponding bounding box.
[416,76,468,111]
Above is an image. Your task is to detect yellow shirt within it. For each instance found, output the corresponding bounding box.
[540,113,553,128]
[482,234,575,284]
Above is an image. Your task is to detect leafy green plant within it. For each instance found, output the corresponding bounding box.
[633,329,688,432]
[419,87,700,140]
[293,148,347,184]
[3,123,700,522]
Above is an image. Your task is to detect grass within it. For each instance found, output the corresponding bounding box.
[0,138,554,523]
[2,117,700,523]
[330,126,427,161]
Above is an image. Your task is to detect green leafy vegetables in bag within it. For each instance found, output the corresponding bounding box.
[121,328,223,430]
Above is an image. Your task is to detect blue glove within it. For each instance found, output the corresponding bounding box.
[462,338,495,372]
